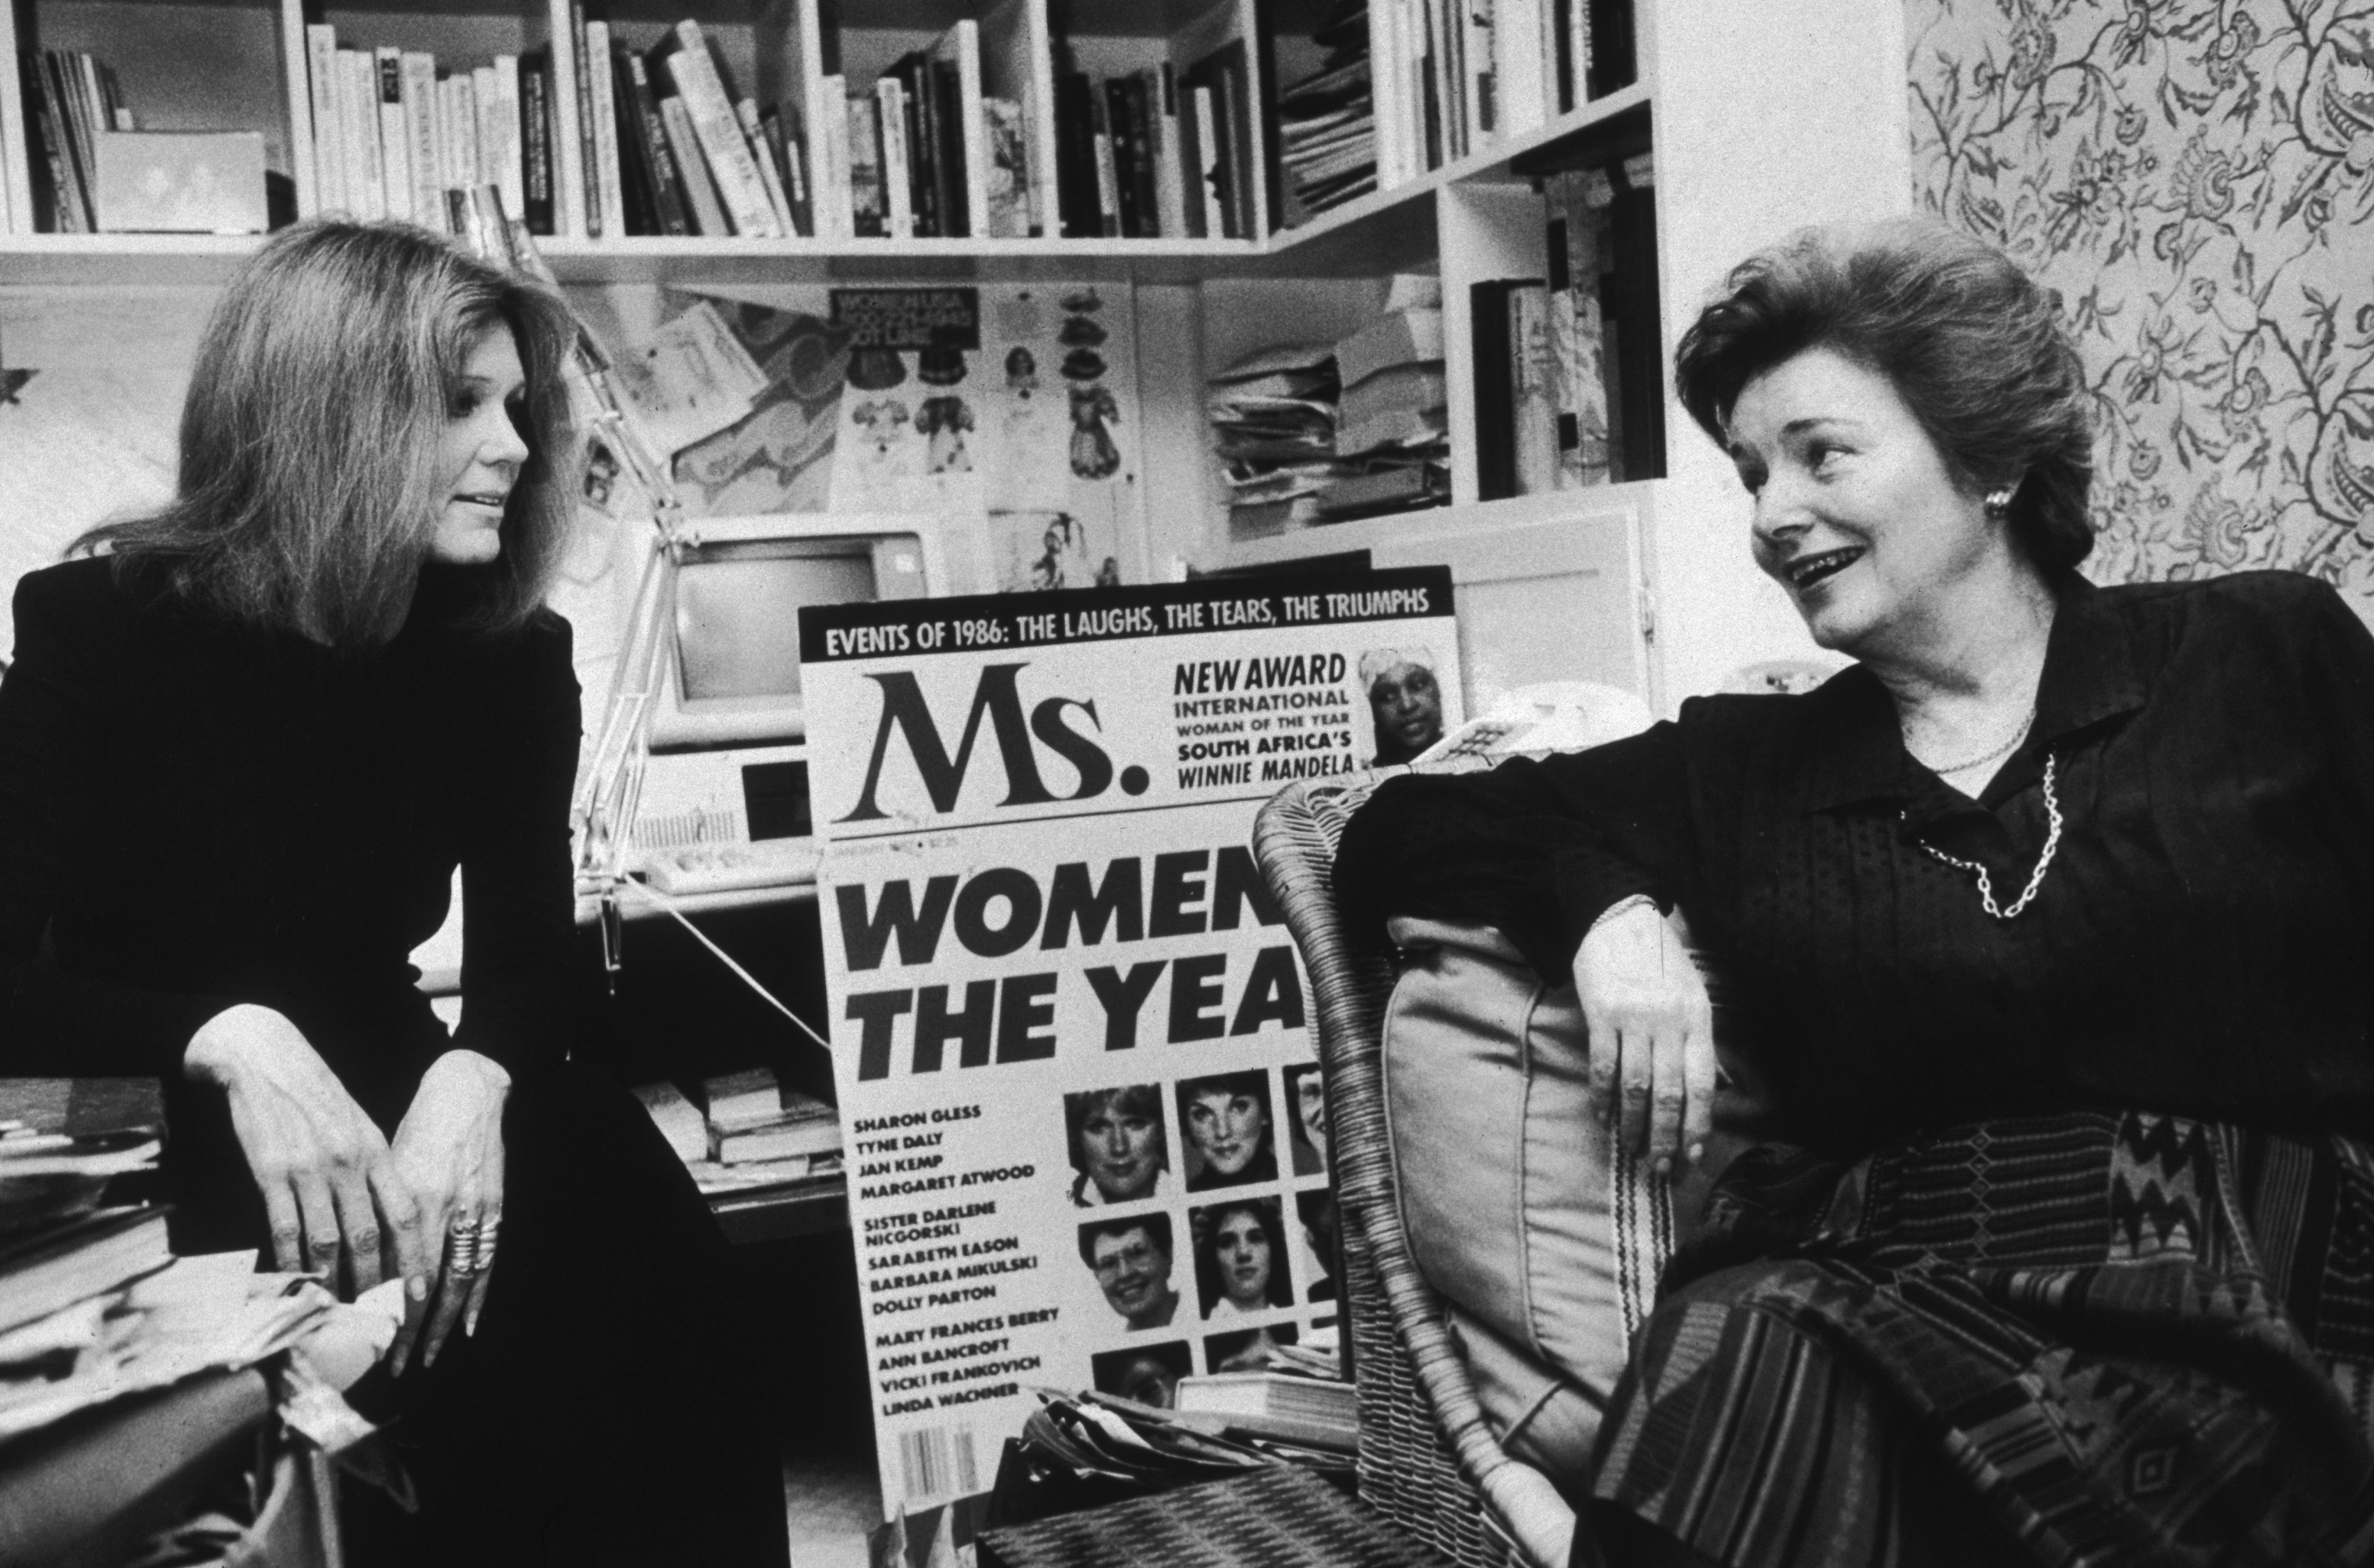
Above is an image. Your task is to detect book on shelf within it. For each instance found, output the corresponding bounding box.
[758,103,811,237]
[736,98,794,235]
[1510,281,1561,493]
[1543,168,1613,487]
[304,26,344,217]
[1052,71,1098,239]
[1183,39,1254,240]
[486,58,524,224]
[1150,64,1186,239]
[621,54,689,236]
[1469,277,1523,500]
[845,89,885,238]
[371,48,411,222]
[814,75,850,241]
[567,3,597,237]
[401,51,443,229]
[660,92,728,236]
[1086,78,1121,237]
[650,22,779,237]
[520,48,555,233]
[981,95,1031,238]
[931,18,988,240]
[585,19,623,239]
[874,79,910,239]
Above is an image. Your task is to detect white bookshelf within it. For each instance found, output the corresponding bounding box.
[0,0,1914,710]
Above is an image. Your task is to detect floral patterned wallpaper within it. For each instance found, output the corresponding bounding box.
[1905,0,2374,618]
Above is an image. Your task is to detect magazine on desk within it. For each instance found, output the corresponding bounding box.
[802,567,1460,1520]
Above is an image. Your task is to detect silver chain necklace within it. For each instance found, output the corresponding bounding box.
[1901,751,2064,920]
[1903,705,2036,776]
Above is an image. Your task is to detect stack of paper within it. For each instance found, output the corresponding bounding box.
[1208,342,1343,537]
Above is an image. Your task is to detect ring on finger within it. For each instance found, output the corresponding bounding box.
[447,1215,484,1276]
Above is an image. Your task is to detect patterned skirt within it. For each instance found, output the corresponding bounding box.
[1588,1113,2374,1567]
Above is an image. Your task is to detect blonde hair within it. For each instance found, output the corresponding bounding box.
[78,220,582,645]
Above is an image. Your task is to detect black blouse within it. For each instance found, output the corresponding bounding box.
[1335,572,2374,1151]
[0,556,580,1109]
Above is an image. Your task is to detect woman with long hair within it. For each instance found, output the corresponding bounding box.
[0,221,785,1566]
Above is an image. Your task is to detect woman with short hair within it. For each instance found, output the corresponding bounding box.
[0,220,785,1566]
[1065,1082,1170,1206]
[1339,218,2374,1564]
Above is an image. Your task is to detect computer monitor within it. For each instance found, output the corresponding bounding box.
[644,514,943,752]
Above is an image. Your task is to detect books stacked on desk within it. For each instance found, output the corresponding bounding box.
[0,1087,356,1442]
[635,1070,844,1201]
[1173,1367,1357,1453]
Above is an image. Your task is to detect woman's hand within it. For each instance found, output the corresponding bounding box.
[389,1049,511,1373]
[1573,898,1716,1175]
[184,1004,427,1300]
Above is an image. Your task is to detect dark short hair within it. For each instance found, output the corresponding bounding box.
[1078,1214,1171,1270]
[1674,219,2096,573]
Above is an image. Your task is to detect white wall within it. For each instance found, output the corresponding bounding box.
[1643,0,1912,705]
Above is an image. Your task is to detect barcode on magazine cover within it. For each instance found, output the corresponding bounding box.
[898,1425,979,1501]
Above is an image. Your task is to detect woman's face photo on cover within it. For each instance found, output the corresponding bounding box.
[429,326,529,566]
[1728,345,1998,660]
[1214,1206,1273,1308]
[1087,1221,1176,1328]
[1367,660,1443,758]
[1293,1067,1327,1151]
[1077,1091,1163,1202]
[1185,1084,1267,1180]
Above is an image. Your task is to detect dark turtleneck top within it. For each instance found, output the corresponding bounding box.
[0,555,579,1115]
[1335,572,2374,1152]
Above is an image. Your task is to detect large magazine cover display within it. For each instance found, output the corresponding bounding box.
[801,567,1460,1529]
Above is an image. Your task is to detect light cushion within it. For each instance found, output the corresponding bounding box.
[1379,916,1671,1477]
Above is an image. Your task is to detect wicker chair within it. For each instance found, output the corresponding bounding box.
[1255,769,1670,1568]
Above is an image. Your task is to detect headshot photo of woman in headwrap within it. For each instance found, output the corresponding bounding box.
[1062,1082,1170,1207]
[1192,1196,1294,1319]
[1356,647,1445,765]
